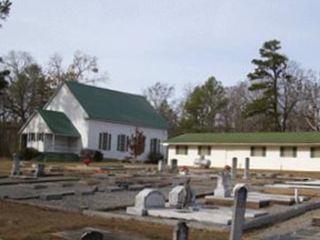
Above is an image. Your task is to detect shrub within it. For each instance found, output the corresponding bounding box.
[93,150,103,162]
[18,147,40,161]
[80,149,103,162]
[146,152,163,164]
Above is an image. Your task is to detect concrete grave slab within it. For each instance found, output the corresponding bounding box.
[249,192,309,205]
[128,184,146,191]
[147,207,267,226]
[40,193,63,201]
[265,184,320,190]
[8,193,40,200]
[204,195,270,209]
[98,186,123,192]
[285,180,320,186]
[61,182,74,187]
[264,184,320,197]
[76,186,98,196]
[32,184,48,189]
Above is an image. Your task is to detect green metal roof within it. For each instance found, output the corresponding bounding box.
[38,109,80,137]
[65,81,168,129]
[166,132,320,144]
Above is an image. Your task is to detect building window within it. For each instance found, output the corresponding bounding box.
[198,146,211,156]
[99,132,111,151]
[175,145,188,155]
[250,146,266,157]
[117,134,129,152]
[310,147,320,158]
[150,138,161,154]
[37,133,44,142]
[28,133,35,142]
[280,146,297,158]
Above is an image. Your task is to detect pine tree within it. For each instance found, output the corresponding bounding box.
[246,39,292,131]
[181,76,228,132]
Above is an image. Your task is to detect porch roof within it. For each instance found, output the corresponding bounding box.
[38,109,80,137]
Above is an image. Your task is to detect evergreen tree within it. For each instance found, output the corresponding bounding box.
[246,39,293,131]
[0,0,11,27]
[181,76,228,132]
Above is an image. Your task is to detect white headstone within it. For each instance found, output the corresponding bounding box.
[158,160,165,172]
[127,188,166,216]
[214,171,232,198]
[169,185,195,208]
[194,156,211,168]
[10,153,20,176]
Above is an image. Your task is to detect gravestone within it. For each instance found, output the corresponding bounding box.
[171,159,178,171]
[80,230,104,240]
[34,163,45,177]
[158,160,165,172]
[214,169,232,198]
[229,184,248,240]
[169,179,195,208]
[194,155,211,168]
[232,158,238,182]
[294,188,300,204]
[10,153,20,176]
[173,221,189,240]
[243,157,250,180]
[126,188,166,216]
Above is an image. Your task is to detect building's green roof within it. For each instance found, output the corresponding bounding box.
[166,132,320,145]
[65,81,168,129]
[38,109,80,137]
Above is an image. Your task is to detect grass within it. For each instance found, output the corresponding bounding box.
[0,158,13,174]
[0,201,228,240]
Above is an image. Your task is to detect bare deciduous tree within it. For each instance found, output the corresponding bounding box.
[46,51,108,88]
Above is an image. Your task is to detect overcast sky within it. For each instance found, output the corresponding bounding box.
[1,0,320,96]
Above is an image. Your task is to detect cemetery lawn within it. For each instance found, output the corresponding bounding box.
[0,200,229,240]
[0,158,12,174]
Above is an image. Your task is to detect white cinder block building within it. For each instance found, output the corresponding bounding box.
[165,133,320,171]
[20,81,168,161]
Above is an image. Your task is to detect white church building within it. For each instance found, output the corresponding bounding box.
[20,81,168,161]
[165,132,320,171]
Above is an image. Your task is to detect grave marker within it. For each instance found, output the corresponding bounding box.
[173,221,189,240]
[214,168,232,198]
[229,184,248,240]
[243,158,250,180]
[127,188,166,216]
[294,188,300,204]
[80,230,104,240]
[171,159,178,171]
[34,163,45,177]
[169,179,195,208]
[158,160,165,172]
[10,153,20,176]
[232,158,238,182]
